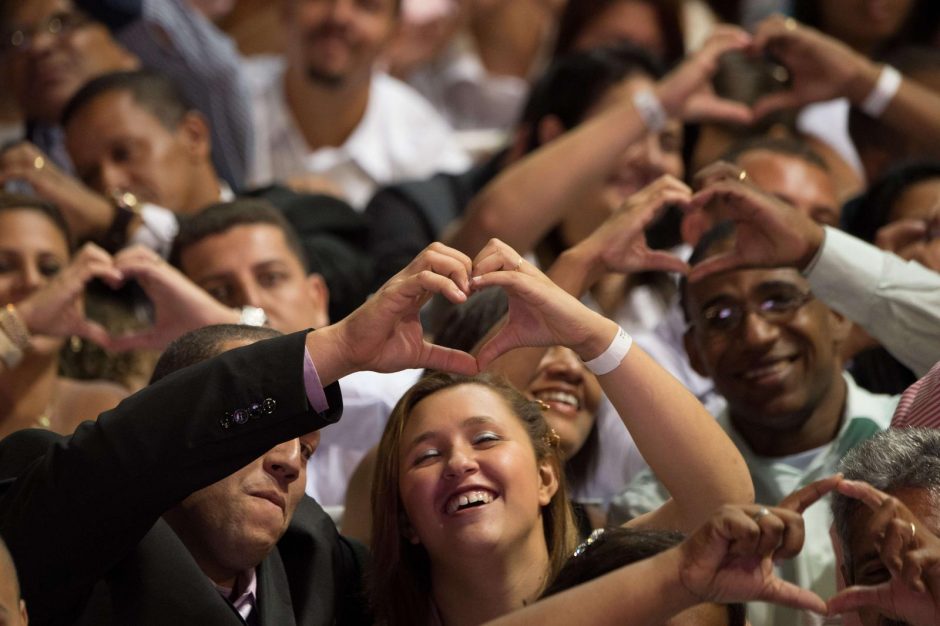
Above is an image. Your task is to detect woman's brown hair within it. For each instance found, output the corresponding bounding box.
[369,372,578,626]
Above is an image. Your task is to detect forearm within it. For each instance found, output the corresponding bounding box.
[808,227,940,376]
[599,345,753,530]
[447,99,648,257]
[485,547,695,625]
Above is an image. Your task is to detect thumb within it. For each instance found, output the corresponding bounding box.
[827,583,893,616]
[418,342,479,375]
[688,252,743,282]
[752,91,803,119]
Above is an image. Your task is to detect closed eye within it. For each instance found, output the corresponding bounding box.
[412,448,440,466]
[472,431,501,446]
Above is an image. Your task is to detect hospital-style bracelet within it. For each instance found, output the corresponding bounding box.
[582,326,633,375]
[632,89,667,133]
[860,65,902,118]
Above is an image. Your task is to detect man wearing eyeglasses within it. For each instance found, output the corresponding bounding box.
[0,0,250,227]
[614,216,900,625]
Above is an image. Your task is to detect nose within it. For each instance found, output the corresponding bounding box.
[443,445,479,479]
[99,161,131,195]
[13,262,45,299]
[262,440,303,487]
[740,310,781,347]
[233,278,264,309]
[540,347,584,384]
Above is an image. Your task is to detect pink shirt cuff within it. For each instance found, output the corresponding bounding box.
[303,347,330,413]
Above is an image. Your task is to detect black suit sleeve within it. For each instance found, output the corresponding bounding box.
[0,331,341,625]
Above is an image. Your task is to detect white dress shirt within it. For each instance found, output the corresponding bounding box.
[246,57,471,210]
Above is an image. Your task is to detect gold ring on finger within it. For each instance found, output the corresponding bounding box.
[911,521,917,540]
[751,506,770,523]
[33,156,45,170]
[784,17,798,32]
[514,257,524,271]
[738,169,748,182]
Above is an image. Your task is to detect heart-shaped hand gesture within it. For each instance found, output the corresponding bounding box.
[828,479,940,626]
[469,239,619,371]
[14,242,123,347]
[677,476,842,615]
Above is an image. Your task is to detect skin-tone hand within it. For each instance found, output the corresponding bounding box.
[750,14,878,119]
[568,175,692,284]
[828,479,940,626]
[677,477,843,615]
[309,243,479,384]
[0,142,116,241]
[469,239,618,369]
[874,219,940,272]
[107,245,240,351]
[684,177,825,281]
[14,243,123,346]
[656,25,755,125]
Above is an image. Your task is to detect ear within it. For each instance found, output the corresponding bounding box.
[305,272,331,328]
[536,115,567,147]
[537,458,560,507]
[684,328,709,378]
[827,308,853,349]
[177,111,212,161]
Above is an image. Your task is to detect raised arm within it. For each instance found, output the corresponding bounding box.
[686,174,940,376]
[752,14,940,156]
[471,239,752,533]
[446,27,753,258]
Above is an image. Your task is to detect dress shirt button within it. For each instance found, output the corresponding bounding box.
[262,397,276,414]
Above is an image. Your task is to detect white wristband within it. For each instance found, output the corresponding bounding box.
[632,89,668,133]
[860,65,901,118]
[583,326,633,376]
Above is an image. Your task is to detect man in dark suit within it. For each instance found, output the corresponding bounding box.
[0,233,478,625]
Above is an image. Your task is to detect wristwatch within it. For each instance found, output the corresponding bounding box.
[238,306,268,327]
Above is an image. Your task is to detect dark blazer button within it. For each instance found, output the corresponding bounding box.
[262,398,276,414]
[233,409,249,425]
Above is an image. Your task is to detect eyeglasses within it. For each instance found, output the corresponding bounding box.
[693,287,814,336]
[2,11,91,53]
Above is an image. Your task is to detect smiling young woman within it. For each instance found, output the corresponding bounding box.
[366,238,754,626]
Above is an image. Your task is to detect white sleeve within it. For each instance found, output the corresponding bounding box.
[807,226,940,376]
[129,204,179,259]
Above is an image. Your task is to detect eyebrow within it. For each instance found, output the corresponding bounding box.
[405,416,497,450]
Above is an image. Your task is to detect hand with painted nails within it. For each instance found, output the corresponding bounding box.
[828,479,940,626]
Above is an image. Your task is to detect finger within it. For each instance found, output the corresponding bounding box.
[71,319,114,349]
[827,583,893,615]
[752,90,804,119]
[770,508,805,561]
[418,341,479,375]
[836,479,889,511]
[405,270,469,306]
[687,252,744,282]
[686,95,755,125]
[874,219,929,251]
[725,507,762,558]
[407,245,473,294]
[106,329,163,352]
[697,25,752,65]
[881,517,914,580]
[779,474,843,513]
[471,238,530,277]
[755,510,787,557]
[638,250,690,274]
[757,577,828,615]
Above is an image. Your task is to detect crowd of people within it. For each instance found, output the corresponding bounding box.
[1,0,940,625]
